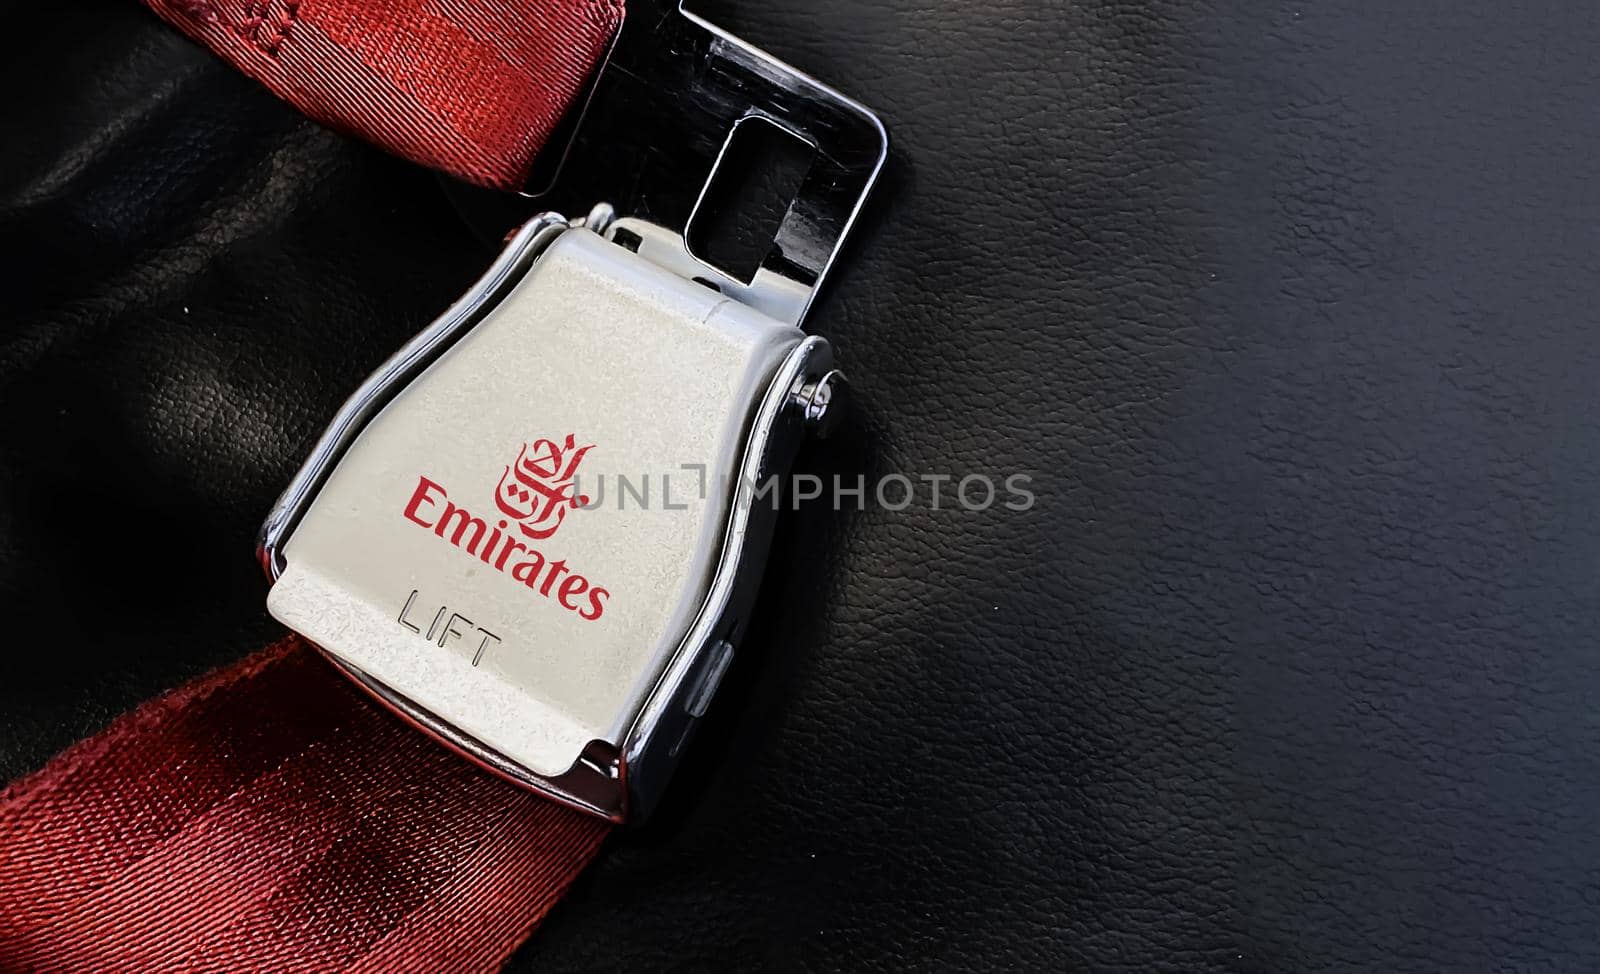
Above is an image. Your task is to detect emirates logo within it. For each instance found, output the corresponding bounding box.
[494,434,593,540]
[402,433,610,622]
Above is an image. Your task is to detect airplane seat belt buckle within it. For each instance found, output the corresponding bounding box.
[257,0,887,823]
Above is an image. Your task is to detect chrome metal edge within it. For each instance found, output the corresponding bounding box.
[619,334,831,820]
[324,655,629,821]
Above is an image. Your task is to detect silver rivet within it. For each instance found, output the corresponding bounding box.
[792,369,848,439]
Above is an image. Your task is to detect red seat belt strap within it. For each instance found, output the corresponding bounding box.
[0,4,624,968]
[0,639,609,972]
[147,0,623,191]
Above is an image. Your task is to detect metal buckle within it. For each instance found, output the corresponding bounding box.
[258,7,884,823]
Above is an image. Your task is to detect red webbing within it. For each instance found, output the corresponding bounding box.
[0,638,609,972]
[143,0,623,191]
[0,5,624,967]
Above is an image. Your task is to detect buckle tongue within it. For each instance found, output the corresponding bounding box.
[535,0,888,327]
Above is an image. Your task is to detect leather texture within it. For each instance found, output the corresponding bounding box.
[3,1,1598,970]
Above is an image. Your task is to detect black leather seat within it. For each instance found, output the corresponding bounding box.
[3,1,1597,968]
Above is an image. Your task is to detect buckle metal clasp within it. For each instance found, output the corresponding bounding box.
[534,0,887,327]
[258,6,883,824]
